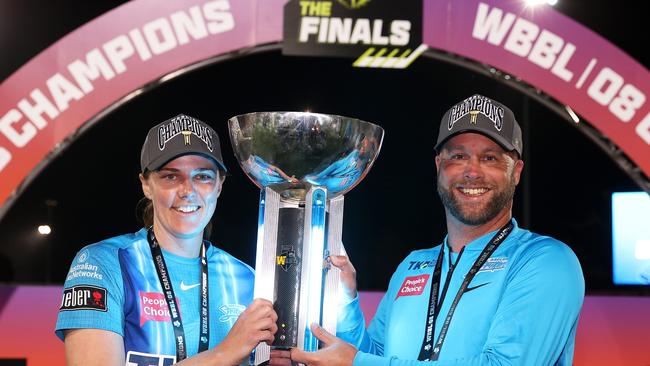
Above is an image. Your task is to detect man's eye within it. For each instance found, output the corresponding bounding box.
[161,174,177,181]
[451,154,465,160]
[195,174,215,182]
[484,155,497,161]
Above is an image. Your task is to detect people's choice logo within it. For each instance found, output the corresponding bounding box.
[139,291,181,326]
[395,274,429,300]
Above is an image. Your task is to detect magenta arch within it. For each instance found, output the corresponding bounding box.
[0,0,648,218]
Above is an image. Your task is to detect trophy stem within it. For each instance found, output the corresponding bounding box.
[251,188,280,364]
[251,187,345,364]
[321,196,344,336]
[297,188,327,352]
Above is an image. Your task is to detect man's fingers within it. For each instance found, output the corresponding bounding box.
[270,309,278,323]
[290,347,312,364]
[329,255,355,273]
[269,349,292,366]
[268,354,293,366]
[310,323,336,346]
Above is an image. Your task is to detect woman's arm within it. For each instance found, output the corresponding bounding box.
[64,329,125,366]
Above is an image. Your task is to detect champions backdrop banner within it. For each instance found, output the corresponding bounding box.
[0,0,649,215]
[0,0,285,216]
[424,0,650,181]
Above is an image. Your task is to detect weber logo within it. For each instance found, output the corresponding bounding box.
[60,285,107,312]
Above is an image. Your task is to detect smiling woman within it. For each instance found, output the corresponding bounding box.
[53,114,289,366]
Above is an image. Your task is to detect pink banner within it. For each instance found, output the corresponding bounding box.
[0,0,284,211]
[424,0,650,177]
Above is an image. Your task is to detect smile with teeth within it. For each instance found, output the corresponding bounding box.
[458,187,489,196]
[174,205,200,213]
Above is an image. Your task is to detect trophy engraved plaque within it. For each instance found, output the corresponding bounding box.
[227,112,383,365]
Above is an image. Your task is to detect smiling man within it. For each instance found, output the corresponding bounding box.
[292,95,585,366]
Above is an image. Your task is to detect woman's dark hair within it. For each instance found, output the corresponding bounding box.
[135,171,214,240]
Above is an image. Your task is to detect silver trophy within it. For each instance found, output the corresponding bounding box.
[227,112,383,364]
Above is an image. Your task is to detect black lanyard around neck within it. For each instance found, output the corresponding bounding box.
[147,228,210,361]
[417,220,514,361]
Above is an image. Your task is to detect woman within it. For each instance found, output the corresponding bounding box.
[55,114,287,365]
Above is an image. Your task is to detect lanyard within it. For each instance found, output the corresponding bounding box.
[417,220,514,361]
[147,228,210,361]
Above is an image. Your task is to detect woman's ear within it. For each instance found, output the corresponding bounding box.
[139,173,152,200]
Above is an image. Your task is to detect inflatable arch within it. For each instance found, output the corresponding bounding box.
[1,0,649,219]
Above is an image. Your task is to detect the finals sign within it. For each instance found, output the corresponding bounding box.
[283,0,425,68]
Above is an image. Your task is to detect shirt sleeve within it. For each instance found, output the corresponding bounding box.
[55,242,125,340]
[338,255,413,358]
[353,240,584,366]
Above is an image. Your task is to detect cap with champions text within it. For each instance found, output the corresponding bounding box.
[140,114,227,173]
[434,94,523,157]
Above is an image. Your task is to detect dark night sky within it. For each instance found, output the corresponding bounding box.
[0,0,647,293]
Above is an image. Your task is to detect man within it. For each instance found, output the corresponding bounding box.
[291,94,585,365]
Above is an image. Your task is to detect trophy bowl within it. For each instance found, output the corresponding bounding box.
[228,112,384,201]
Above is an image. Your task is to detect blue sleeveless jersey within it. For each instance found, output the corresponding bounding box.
[55,228,254,364]
[338,220,585,366]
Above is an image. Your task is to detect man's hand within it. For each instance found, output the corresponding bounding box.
[329,255,357,302]
[215,298,278,365]
[269,349,292,366]
[290,324,358,366]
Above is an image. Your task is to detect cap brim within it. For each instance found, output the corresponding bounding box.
[144,151,227,173]
[435,129,516,154]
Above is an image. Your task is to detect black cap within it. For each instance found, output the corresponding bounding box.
[435,94,522,156]
[140,114,227,173]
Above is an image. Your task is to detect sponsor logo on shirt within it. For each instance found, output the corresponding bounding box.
[126,351,175,366]
[139,291,182,326]
[218,303,245,322]
[395,274,430,300]
[407,260,434,270]
[179,281,200,291]
[66,262,103,281]
[477,257,508,273]
[77,249,89,263]
[60,285,107,312]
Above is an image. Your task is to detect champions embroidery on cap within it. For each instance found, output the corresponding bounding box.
[447,95,505,131]
[157,114,214,151]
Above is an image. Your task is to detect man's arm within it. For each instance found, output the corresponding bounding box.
[330,254,389,355]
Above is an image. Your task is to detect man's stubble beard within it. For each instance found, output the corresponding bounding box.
[437,171,516,226]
